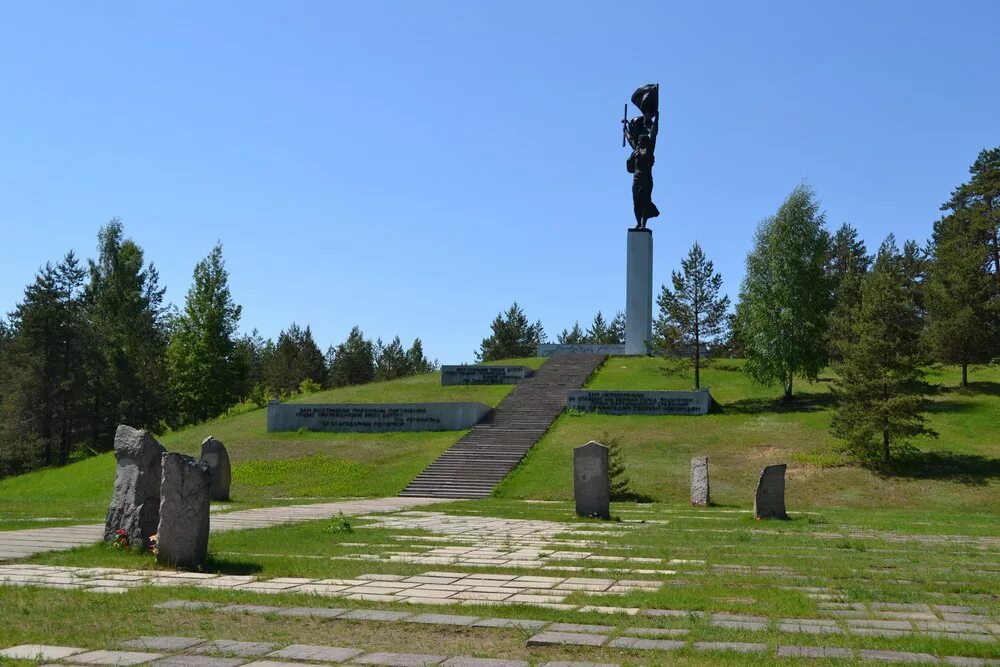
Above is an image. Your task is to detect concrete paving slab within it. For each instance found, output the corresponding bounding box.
[0,645,87,660]
[267,644,363,661]
[191,640,280,657]
[547,623,614,633]
[352,652,448,666]
[150,657,243,667]
[526,632,607,647]
[120,637,205,651]
[472,618,547,630]
[65,650,164,665]
[440,659,529,667]
[607,637,685,650]
[777,646,853,658]
[405,613,480,626]
[340,609,412,622]
[276,606,348,618]
[693,642,768,653]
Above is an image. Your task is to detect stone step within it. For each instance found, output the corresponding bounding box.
[400,354,605,498]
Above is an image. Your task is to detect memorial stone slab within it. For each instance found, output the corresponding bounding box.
[538,343,627,357]
[567,389,711,415]
[574,441,610,520]
[104,424,166,548]
[266,401,490,433]
[753,463,788,520]
[156,453,212,567]
[690,457,710,506]
[441,365,532,385]
[200,436,232,501]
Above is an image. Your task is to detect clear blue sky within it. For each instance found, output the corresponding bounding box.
[1,2,997,363]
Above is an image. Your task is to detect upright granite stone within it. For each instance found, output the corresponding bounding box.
[156,453,212,567]
[104,424,166,548]
[690,456,710,506]
[574,441,610,519]
[753,463,788,520]
[200,436,231,501]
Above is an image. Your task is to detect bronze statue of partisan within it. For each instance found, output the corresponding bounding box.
[622,84,660,229]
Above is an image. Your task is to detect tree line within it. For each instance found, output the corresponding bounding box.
[0,220,435,477]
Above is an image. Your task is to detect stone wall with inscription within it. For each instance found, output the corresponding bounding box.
[441,365,533,385]
[537,343,627,357]
[567,389,712,415]
[266,401,491,433]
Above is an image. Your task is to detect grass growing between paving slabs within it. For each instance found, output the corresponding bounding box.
[497,358,1000,512]
[15,500,1000,663]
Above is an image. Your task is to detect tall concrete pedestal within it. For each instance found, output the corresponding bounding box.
[625,228,653,355]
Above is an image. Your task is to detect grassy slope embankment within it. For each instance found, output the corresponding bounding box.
[496,358,1000,512]
[0,361,544,528]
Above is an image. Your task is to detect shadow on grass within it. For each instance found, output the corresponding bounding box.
[201,556,262,575]
[611,491,656,503]
[723,392,836,414]
[874,451,1000,486]
[938,381,1000,398]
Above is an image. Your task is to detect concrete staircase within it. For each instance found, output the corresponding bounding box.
[399,354,606,499]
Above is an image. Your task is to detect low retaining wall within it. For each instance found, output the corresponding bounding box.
[266,401,491,433]
[567,389,712,415]
[441,365,533,385]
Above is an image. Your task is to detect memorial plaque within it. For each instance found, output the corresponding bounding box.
[690,456,710,507]
[567,389,711,415]
[538,343,628,357]
[266,401,491,433]
[441,365,533,385]
[574,441,610,519]
[753,463,788,520]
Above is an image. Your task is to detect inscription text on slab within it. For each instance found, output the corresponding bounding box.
[567,389,712,415]
[266,401,491,433]
[441,365,532,385]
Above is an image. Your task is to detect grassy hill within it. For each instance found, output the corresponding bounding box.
[496,357,1000,512]
[1,354,997,529]
[0,360,544,529]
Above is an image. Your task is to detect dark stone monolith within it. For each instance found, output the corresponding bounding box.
[753,463,788,520]
[156,453,211,568]
[200,435,231,501]
[574,441,610,519]
[690,456,710,507]
[104,424,166,548]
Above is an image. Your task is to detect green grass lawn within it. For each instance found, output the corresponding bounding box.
[2,356,998,527]
[496,358,1000,512]
[0,367,528,528]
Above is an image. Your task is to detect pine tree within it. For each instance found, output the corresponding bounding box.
[831,236,936,463]
[826,224,871,362]
[942,147,1000,285]
[608,311,626,344]
[405,338,436,374]
[261,323,327,396]
[925,212,997,386]
[586,312,611,344]
[329,326,375,387]
[165,244,243,425]
[736,185,834,399]
[476,302,545,361]
[655,242,730,389]
[84,220,170,446]
[374,336,408,381]
[557,322,586,344]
